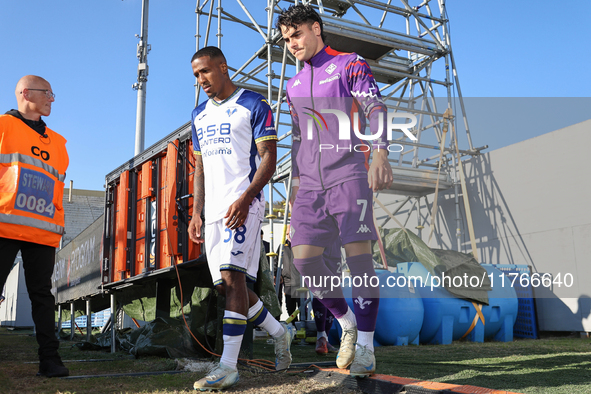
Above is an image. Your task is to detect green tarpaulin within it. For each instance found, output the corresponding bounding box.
[373,228,491,304]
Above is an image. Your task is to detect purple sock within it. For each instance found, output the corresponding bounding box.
[325,309,335,333]
[348,253,380,332]
[293,255,349,318]
[312,298,327,332]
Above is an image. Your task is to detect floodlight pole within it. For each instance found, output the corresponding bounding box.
[133,0,150,156]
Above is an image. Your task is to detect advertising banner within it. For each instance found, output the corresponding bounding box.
[51,216,103,304]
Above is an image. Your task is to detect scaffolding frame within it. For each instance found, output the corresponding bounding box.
[193,0,486,271]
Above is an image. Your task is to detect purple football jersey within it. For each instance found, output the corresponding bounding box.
[286,46,387,191]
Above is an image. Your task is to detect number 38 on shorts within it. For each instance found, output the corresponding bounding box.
[204,213,263,285]
[224,225,247,244]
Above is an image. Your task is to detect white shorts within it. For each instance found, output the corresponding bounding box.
[204,205,263,287]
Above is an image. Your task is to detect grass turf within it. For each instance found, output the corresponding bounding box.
[1,327,590,393]
[254,334,591,393]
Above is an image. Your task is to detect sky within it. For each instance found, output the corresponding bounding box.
[1,0,589,191]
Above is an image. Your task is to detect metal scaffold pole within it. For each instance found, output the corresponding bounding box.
[133,0,150,156]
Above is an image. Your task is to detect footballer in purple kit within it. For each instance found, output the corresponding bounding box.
[277,5,393,378]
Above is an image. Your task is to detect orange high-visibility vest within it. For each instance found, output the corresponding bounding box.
[0,114,69,247]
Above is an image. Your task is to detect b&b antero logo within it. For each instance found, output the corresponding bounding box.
[302,107,417,153]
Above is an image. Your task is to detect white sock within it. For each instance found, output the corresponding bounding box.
[247,299,264,319]
[220,311,245,370]
[337,307,357,330]
[220,335,241,370]
[247,299,285,338]
[317,331,328,340]
[356,330,375,352]
[261,313,285,338]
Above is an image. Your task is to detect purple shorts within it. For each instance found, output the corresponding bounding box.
[291,179,377,248]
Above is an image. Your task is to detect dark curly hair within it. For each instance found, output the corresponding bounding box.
[276,4,326,42]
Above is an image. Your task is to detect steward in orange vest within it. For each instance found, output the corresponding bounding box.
[0,75,69,378]
[0,112,68,247]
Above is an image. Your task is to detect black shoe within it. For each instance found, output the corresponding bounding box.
[37,357,69,378]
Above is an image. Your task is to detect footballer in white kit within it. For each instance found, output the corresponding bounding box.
[191,87,277,286]
[189,47,293,391]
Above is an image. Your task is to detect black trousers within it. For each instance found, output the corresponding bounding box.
[0,237,59,360]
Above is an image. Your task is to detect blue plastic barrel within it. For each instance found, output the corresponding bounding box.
[397,262,517,345]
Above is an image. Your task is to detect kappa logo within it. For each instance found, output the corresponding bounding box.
[356,224,372,234]
[325,63,337,74]
[291,79,301,88]
[354,296,372,310]
[226,108,237,117]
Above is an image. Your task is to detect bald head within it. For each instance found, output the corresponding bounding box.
[15,75,49,97]
[15,75,54,121]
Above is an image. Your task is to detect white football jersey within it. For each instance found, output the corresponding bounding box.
[191,88,277,224]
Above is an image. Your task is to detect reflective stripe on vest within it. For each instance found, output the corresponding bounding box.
[0,212,64,235]
[0,115,68,246]
[0,152,65,182]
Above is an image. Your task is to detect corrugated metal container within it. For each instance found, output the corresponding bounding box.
[101,124,201,285]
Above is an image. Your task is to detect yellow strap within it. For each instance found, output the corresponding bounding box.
[460,302,485,340]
